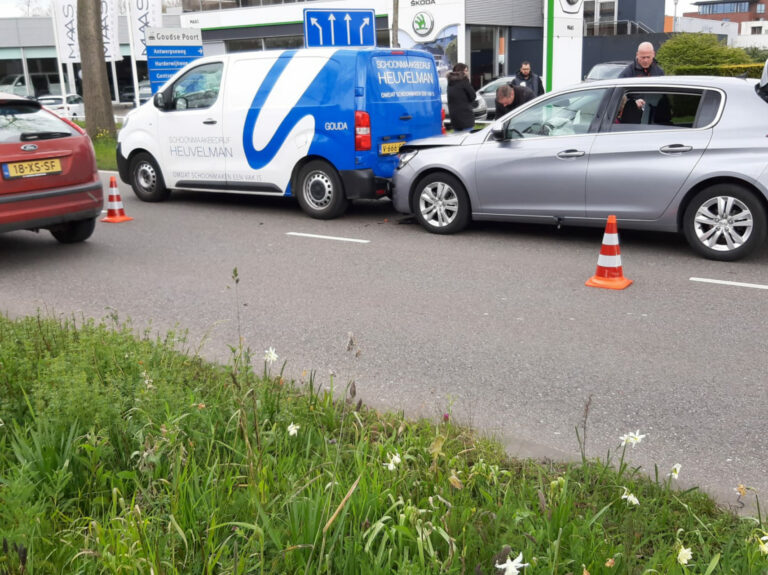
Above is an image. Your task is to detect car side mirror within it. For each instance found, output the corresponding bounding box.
[490,124,506,141]
[153,92,165,110]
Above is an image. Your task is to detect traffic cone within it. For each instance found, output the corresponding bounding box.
[585,215,632,290]
[101,176,133,223]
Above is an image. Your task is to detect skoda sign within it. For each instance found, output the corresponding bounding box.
[412,11,434,37]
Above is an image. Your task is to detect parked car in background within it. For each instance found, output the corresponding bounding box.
[439,76,487,128]
[120,80,153,105]
[477,76,516,119]
[584,61,631,81]
[0,93,102,243]
[0,72,66,98]
[393,75,768,261]
[37,94,85,121]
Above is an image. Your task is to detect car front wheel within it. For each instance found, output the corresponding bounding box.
[683,184,766,261]
[129,152,170,202]
[50,217,96,243]
[411,172,470,234]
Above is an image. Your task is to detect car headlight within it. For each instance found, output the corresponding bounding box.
[397,149,418,169]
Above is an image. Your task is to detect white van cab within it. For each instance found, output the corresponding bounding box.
[117,47,442,219]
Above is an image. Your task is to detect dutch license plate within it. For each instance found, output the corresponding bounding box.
[380,141,405,155]
[3,158,62,179]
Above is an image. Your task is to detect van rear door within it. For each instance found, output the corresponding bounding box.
[364,50,442,159]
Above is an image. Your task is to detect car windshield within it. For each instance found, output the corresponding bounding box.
[38,97,63,105]
[587,64,626,80]
[0,102,77,143]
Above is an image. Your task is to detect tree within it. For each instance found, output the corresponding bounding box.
[744,46,768,63]
[77,0,116,139]
[656,33,751,74]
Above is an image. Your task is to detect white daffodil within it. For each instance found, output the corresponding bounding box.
[668,463,681,480]
[619,430,646,447]
[264,347,279,364]
[677,546,692,565]
[621,487,640,506]
[383,451,401,471]
[758,535,768,555]
[495,551,529,575]
[287,422,300,436]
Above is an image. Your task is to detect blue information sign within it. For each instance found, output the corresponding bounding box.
[303,9,376,48]
[146,28,203,94]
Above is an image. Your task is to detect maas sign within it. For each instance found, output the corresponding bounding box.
[303,9,376,48]
[146,28,203,95]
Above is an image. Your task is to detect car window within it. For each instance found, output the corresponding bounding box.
[38,97,63,106]
[611,89,712,131]
[171,62,223,111]
[586,63,626,81]
[0,102,77,143]
[68,95,84,105]
[504,87,609,138]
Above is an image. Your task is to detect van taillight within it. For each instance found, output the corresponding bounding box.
[355,110,371,151]
[441,108,446,135]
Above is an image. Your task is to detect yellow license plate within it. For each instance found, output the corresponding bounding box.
[3,158,62,179]
[380,141,405,155]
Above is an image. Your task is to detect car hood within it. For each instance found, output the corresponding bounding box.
[405,131,472,149]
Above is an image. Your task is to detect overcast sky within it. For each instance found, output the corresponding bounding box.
[0,0,701,19]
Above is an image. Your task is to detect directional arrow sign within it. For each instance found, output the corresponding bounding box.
[303,9,376,48]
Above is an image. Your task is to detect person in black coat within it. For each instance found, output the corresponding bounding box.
[619,42,664,115]
[495,83,534,118]
[512,61,545,97]
[446,63,476,131]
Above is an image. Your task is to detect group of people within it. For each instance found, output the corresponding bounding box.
[445,41,664,131]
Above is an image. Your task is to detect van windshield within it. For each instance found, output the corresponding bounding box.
[368,54,439,102]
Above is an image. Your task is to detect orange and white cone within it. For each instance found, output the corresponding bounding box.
[585,215,632,290]
[101,175,133,223]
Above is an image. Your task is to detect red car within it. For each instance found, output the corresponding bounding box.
[0,93,102,243]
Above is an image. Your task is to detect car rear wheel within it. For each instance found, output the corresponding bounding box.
[411,172,470,234]
[50,217,96,244]
[683,184,766,261]
[296,160,348,219]
[129,152,170,202]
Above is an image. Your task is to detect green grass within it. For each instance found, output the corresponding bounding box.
[0,309,766,574]
[92,133,118,172]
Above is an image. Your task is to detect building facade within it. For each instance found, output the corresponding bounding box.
[683,0,768,33]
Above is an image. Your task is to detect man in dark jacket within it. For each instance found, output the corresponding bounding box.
[446,63,476,131]
[512,61,545,96]
[495,83,534,118]
[619,42,664,78]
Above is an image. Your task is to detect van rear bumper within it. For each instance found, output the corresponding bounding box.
[340,169,391,199]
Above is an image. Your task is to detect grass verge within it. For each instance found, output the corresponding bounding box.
[0,313,765,574]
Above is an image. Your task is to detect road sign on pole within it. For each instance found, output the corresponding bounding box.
[303,9,376,48]
[146,28,203,94]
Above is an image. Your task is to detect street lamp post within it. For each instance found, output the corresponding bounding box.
[674,0,679,33]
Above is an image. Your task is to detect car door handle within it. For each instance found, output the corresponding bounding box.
[659,144,693,154]
[557,149,585,158]
[203,118,217,125]
[399,115,412,120]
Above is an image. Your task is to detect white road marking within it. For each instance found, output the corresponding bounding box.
[286,232,369,244]
[690,277,768,290]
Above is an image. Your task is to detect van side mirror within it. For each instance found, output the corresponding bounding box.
[153,92,165,109]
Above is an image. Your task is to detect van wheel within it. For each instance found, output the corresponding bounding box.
[50,217,96,244]
[129,152,170,202]
[411,172,470,234]
[296,161,348,219]
[683,184,766,261]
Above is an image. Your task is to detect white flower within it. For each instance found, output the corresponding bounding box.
[621,487,640,506]
[287,422,300,436]
[677,546,692,565]
[758,535,768,555]
[619,430,646,447]
[668,463,681,480]
[264,347,279,364]
[495,551,529,575]
[383,451,401,471]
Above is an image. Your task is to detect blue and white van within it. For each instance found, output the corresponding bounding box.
[117,47,442,219]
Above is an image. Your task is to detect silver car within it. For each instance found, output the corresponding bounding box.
[392,75,768,261]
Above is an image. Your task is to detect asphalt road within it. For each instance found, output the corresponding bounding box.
[2,172,767,513]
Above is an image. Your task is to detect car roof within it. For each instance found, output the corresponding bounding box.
[581,75,758,89]
[0,91,31,102]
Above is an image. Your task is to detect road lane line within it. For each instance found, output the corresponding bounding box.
[286,232,369,244]
[690,277,768,290]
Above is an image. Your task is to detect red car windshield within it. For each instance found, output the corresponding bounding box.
[0,101,77,143]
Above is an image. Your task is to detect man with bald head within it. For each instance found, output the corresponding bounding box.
[619,41,665,78]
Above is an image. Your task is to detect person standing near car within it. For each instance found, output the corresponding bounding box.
[446,63,476,131]
[619,41,664,113]
[512,61,545,96]
[494,83,534,118]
